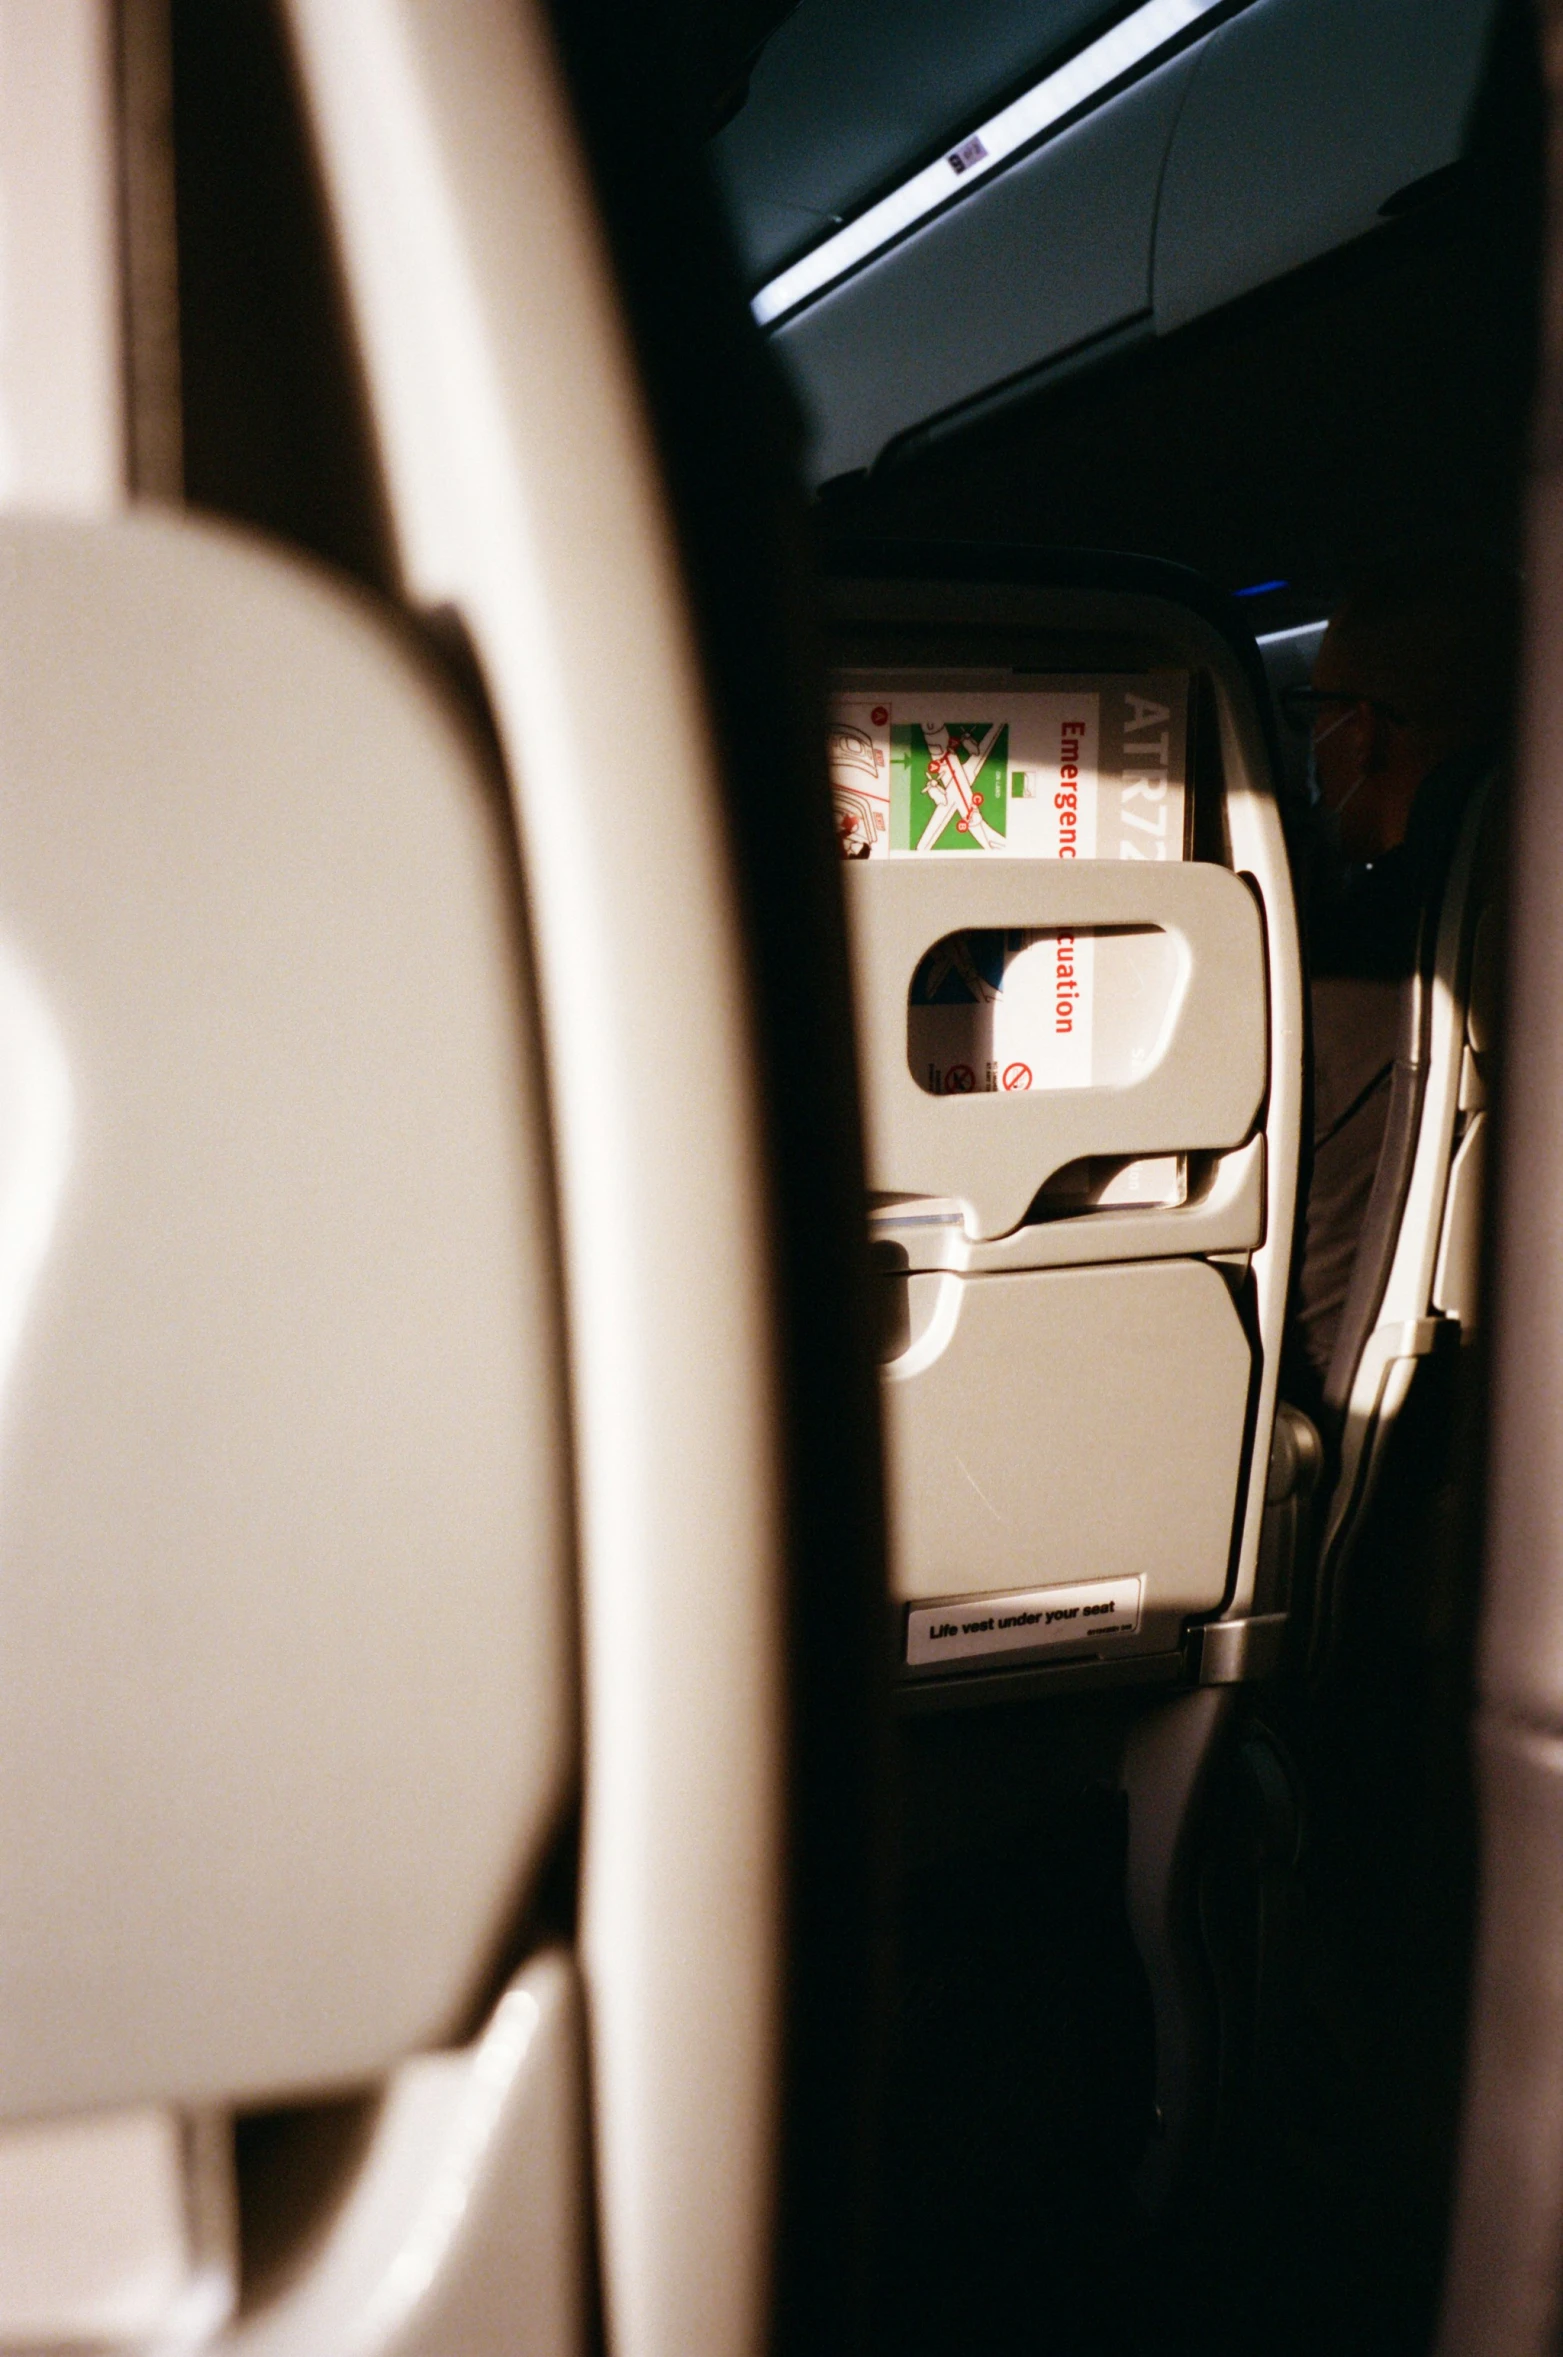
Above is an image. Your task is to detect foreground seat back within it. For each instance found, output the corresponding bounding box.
[0,514,572,2117]
[821,549,1307,2208]
[827,552,1305,1696]
[0,3,883,2352]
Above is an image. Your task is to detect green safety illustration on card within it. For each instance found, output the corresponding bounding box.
[828,677,1187,864]
[892,721,1009,851]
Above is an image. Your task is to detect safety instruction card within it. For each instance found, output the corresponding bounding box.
[829,675,1190,1149]
[827,674,1188,863]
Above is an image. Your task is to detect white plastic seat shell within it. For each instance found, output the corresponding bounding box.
[0,509,573,2118]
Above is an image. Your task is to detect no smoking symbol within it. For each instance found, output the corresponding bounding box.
[1002,1063,1033,1092]
[945,1064,976,1094]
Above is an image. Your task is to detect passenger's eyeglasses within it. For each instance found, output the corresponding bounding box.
[1279,684,1409,732]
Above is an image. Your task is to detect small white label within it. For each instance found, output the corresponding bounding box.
[906,1577,1143,1670]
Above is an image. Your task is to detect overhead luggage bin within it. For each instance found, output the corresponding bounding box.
[765,52,1196,486]
[826,550,1304,1694]
[735,0,1500,487]
[1153,0,1500,335]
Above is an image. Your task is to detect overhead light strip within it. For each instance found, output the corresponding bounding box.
[752,0,1227,329]
[1256,618,1328,647]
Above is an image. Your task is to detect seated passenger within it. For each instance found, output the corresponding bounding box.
[1286,554,1514,1407]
